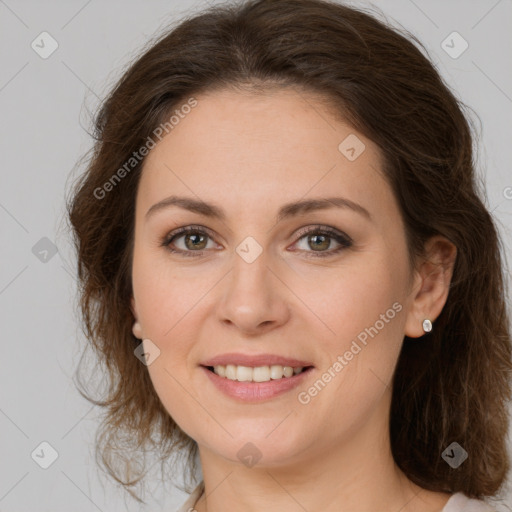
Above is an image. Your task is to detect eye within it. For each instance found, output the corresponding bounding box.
[161,224,352,258]
[291,225,353,258]
[161,225,218,257]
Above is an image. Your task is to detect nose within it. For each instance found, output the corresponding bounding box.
[216,249,290,335]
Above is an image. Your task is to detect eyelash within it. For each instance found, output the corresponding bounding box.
[161,224,353,259]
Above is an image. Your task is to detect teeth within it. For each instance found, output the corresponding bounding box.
[213,364,305,382]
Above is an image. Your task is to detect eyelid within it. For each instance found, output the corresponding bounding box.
[292,225,353,244]
[164,224,218,241]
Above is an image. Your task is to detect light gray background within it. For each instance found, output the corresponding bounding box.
[1,0,511,510]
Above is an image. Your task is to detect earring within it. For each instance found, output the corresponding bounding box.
[132,321,143,339]
[422,319,432,333]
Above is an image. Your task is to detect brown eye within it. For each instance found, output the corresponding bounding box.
[292,226,353,258]
[162,226,217,256]
[162,225,352,259]
[307,233,331,251]
[182,232,208,250]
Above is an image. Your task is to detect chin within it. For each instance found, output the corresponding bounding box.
[203,426,308,467]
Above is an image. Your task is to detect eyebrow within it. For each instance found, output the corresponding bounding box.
[145,195,372,223]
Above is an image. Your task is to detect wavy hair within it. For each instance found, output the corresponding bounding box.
[65,0,512,504]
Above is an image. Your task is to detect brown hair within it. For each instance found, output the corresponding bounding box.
[65,0,512,504]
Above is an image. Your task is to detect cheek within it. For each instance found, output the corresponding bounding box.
[131,252,220,385]
[306,258,402,334]
[134,268,204,427]
[295,261,406,434]
[303,252,407,380]
[132,248,197,337]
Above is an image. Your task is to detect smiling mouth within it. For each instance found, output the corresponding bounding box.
[204,364,314,383]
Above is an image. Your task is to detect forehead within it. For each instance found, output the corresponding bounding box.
[137,88,392,221]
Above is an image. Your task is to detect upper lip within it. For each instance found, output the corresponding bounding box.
[201,353,314,368]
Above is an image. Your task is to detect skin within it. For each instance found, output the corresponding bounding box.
[130,87,457,512]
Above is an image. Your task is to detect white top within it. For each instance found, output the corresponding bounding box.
[175,481,496,512]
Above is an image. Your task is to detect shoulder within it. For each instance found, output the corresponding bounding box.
[174,480,204,512]
[442,492,496,512]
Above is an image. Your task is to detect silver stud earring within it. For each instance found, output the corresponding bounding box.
[422,319,432,333]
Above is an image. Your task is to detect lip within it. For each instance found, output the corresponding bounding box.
[201,365,314,402]
[200,353,314,368]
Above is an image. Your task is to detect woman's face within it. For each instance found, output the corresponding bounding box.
[130,87,419,467]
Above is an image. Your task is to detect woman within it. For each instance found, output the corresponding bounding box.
[66,0,511,510]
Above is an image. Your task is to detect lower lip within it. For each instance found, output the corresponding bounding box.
[200,366,314,402]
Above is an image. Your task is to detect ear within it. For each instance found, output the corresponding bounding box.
[404,235,457,338]
[130,296,143,339]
